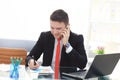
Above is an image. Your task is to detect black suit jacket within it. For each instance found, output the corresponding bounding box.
[26,31,87,73]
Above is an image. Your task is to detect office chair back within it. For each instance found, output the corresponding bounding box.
[0,47,27,65]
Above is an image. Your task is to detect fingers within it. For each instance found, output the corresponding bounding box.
[61,25,70,45]
[61,26,70,38]
[61,29,67,37]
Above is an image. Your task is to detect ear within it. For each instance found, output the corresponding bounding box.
[65,24,70,29]
[66,24,70,31]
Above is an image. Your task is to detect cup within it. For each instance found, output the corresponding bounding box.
[10,63,19,79]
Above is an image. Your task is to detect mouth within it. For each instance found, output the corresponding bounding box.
[54,34,61,39]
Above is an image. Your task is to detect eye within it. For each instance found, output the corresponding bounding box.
[51,27,54,30]
[56,28,62,30]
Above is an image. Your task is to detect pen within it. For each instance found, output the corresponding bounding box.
[32,55,36,65]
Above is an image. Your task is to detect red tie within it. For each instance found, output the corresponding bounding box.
[54,39,61,79]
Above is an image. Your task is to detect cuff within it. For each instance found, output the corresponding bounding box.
[66,44,73,53]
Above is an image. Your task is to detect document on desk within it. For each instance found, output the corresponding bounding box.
[0,64,25,72]
[0,77,13,80]
[30,66,54,75]
[0,64,10,71]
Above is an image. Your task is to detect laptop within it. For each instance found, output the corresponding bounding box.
[62,53,120,79]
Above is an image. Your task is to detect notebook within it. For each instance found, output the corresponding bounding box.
[62,53,120,79]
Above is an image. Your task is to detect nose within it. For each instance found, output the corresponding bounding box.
[53,29,58,34]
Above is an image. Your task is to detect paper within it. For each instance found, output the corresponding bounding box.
[30,66,54,74]
[0,64,25,72]
[0,77,13,80]
[0,64,10,71]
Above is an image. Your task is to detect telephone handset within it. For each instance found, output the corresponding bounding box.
[59,26,68,39]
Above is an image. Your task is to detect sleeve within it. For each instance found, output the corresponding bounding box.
[68,35,88,69]
[25,32,45,66]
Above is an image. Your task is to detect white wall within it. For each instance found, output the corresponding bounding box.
[0,0,90,47]
[89,0,120,54]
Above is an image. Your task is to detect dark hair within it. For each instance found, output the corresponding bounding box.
[50,9,69,26]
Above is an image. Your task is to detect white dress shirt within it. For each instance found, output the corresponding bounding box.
[51,39,73,70]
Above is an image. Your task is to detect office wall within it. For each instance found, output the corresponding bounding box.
[1,0,120,57]
[89,0,120,54]
[0,0,91,54]
[0,0,90,43]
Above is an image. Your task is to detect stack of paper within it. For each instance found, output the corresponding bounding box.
[30,66,54,74]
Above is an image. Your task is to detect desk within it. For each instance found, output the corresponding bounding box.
[0,64,31,80]
[0,63,120,80]
[109,59,120,80]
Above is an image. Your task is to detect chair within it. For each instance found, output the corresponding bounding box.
[0,47,27,65]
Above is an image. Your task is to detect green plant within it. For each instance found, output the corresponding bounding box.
[96,46,104,54]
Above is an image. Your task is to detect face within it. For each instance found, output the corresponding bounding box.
[50,20,66,39]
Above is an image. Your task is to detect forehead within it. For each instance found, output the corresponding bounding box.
[50,21,65,27]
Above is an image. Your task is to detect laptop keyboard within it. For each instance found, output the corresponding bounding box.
[62,69,87,79]
[70,70,87,77]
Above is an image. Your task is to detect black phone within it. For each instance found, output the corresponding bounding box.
[59,26,68,39]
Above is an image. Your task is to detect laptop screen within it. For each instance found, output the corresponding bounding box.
[85,53,120,79]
